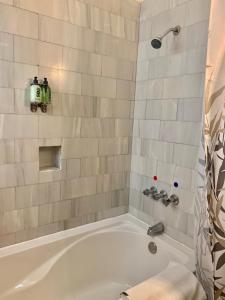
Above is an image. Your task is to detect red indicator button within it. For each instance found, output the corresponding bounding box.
[153,176,158,181]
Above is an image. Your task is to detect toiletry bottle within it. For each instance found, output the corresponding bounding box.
[30,76,41,112]
[40,77,51,113]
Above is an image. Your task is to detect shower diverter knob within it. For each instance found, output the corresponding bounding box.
[169,194,179,206]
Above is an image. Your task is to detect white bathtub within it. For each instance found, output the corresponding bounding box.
[0,214,194,300]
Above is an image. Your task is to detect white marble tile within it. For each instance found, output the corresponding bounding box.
[160,121,201,146]
[39,15,95,52]
[120,0,140,20]
[173,166,193,190]
[81,118,102,138]
[0,60,13,88]
[0,32,13,60]
[53,200,71,222]
[142,140,174,163]
[97,99,130,119]
[14,63,38,89]
[139,120,160,139]
[14,0,69,21]
[157,161,175,184]
[140,0,170,20]
[0,4,38,38]
[23,206,38,228]
[39,41,63,69]
[38,204,53,226]
[163,74,204,99]
[185,0,211,26]
[115,119,132,137]
[68,0,89,27]
[82,75,116,98]
[0,164,17,188]
[39,116,81,139]
[0,139,14,165]
[2,210,24,234]
[99,137,129,156]
[0,0,13,4]
[0,188,15,212]
[0,88,14,113]
[177,98,203,122]
[146,100,177,120]
[117,80,135,100]
[59,70,81,95]
[38,67,60,93]
[62,138,98,159]
[173,144,198,169]
[16,162,39,186]
[15,115,38,138]
[125,19,138,42]
[15,139,38,163]
[61,176,97,200]
[110,14,125,38]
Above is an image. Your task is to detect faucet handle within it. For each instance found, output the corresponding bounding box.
[143,186,158,197]
[149,186,158,195]
[152,193,161,200]
[159,190,168,197]
[143,189,151,196]
[170,194,179,206]
[162,196,170,206]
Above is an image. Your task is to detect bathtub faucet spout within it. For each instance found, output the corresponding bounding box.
[147,222,165,236]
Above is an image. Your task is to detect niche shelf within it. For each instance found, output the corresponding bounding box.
[39,146,61,171]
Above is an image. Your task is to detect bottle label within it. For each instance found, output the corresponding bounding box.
[41,86,51,104]
[36,87,41,99]
[30,85,41,103]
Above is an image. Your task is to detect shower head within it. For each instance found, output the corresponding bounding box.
[151,25,181,49]
[151,38,162,49]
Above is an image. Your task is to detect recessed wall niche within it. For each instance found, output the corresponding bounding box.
[39,146,61,171]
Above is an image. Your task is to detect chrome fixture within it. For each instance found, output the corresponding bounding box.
[143,186,157,197]
[143,189,151,196]
[147,222,165,236]
[148,241,157,254]
[143,186,179,207]
[170,194,179,206]
[143,187,169,201]
[152,191,161,200]
[152,189,168,201]
[120,292,129,300]
[151,25,181,49]
[162,194,179,207]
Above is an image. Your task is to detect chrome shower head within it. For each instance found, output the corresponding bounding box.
[151,38,162,49]
[151,25,181,49]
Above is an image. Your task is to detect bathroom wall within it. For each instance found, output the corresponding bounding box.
[129,0,211,248]
[0,0,140,246]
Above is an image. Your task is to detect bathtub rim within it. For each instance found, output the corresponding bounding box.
[0,213,194,262]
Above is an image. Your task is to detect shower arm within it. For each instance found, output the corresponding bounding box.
[159,26,181,39]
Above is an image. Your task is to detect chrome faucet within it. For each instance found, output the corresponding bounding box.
[147,222,165,236]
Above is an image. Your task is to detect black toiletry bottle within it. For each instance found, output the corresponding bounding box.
[30,76,41,112]
[40,77,51,113]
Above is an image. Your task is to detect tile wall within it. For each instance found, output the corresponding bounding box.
[0,0,140,246]
[129,0,211,247]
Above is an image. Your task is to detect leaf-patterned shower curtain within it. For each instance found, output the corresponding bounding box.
[196,1,225,299]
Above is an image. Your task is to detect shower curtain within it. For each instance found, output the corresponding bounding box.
[196,1,225,299]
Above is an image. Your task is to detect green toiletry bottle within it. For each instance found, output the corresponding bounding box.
[40,77,51,113]
[30,76,41,112]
